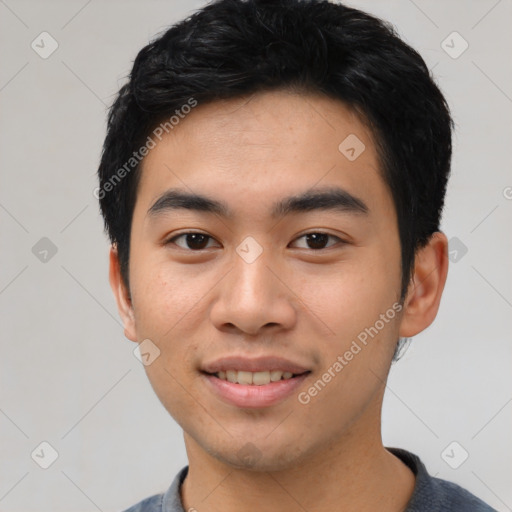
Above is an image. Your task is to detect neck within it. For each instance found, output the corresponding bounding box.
[180,396,415,512]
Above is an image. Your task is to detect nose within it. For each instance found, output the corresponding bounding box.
[210,249,297,336]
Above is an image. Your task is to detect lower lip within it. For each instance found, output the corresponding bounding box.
[202,372,310,408]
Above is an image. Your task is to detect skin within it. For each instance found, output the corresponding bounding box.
[109,89,449,512]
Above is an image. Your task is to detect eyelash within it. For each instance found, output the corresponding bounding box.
[164,231,346,251]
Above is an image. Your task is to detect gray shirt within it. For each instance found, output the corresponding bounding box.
[122,447,496,511]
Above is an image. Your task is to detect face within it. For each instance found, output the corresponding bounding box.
[118,90,406,470]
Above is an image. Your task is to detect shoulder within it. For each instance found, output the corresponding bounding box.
[121,493,163,512]
[426,475,496,511]
[387,447,496,512]
[120,466,189,512]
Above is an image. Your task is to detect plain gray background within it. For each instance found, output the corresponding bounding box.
[1,0,511,511]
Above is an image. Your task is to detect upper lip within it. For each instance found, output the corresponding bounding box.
[202,356,310,374]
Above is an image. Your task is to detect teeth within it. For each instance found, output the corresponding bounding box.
[237,371,253,385]
[253,371,271,385]
[270,370,283,382]
[215,369,299,385]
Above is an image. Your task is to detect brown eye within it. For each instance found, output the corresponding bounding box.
[290,232,343,250]
[167,232,218,250]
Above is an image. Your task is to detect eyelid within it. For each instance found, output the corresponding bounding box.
[165,230,220,249]
[289,231,346,249]
[165,230,347,251]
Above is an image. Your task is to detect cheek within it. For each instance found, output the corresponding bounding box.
[130,256,207,337]
[129,261,206,414]
[294,252,401,385]
[129,257,210,385]
[296,258,395,336]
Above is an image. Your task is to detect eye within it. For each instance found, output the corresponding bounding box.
[290,232,344,250]
[165,231,345,251]
[166,232,220,251]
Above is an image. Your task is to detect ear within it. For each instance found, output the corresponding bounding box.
[109,245,137,342]
[399,231,449,338]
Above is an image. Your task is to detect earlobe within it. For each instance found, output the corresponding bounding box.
[399,231,449,338]
[108,245,138,342]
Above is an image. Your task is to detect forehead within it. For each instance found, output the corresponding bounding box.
[134,90,391,221]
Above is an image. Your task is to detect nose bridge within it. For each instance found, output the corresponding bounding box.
[210,242,296,334]
[229,245,277,308]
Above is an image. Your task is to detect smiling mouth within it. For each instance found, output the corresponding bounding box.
[204,369,310,386]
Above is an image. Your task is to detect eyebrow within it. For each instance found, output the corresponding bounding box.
[146,186,369,220]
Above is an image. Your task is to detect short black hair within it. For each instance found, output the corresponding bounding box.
[97,0,453,303]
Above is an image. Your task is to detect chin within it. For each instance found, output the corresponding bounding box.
[204,436,314,473]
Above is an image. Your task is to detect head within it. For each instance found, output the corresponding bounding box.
[99,0,451,471]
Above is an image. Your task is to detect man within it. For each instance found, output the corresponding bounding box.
[97,0,495,510]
